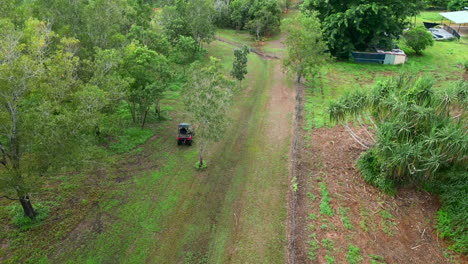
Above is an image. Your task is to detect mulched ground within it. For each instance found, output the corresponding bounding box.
[294,126,466,264]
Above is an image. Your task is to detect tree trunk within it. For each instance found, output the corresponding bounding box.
[198,143,204,166]
[296,74,302,83]
[141,109,149,129]
[319,72,324,98]
[155,100,161,119]
[199,154,203,166]
[129,102,136,123]
[19,195,36,219]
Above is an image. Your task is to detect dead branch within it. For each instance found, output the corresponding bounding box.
[341,123,370,150]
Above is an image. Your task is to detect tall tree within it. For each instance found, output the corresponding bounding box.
[282,11,329,83]
[123,44,172,127]
[184,57,235,167]
[0,19,100,218]
[159,0,216,47]
[246,0,282,40]
[302,0,426,59]
[231,45,250,88]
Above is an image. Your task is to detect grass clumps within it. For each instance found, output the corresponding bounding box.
[347,244,363,264]
[369,254,386,264]
[339,207,353,230]
[8,203,50,231]
[194,161,208,170]
[319,182,334,216]
[307,233,319,261]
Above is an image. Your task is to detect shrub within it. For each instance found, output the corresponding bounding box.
[403,26,434,55]
[357,149,396,194]
[194,161,208,170]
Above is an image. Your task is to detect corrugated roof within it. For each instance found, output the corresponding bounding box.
[440,11,468,24]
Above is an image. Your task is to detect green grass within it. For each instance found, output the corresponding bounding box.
[369,254,386,264]
[347,244,363,264]
[326,254,336,264]
[339,207,354,230]
[307,233,319,261]
[7,203,50,231]
[109,127,154,154]
[379,210,397,236]
[303,38,467,132]
[322,238,335,251]
[319,182,334,216]
[416,11,444,23]
[307,191,316,201]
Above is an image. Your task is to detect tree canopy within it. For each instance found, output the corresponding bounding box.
[282,11,329,83]
[302,0,426,58]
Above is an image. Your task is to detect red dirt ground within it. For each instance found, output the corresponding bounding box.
[293,126,467,264]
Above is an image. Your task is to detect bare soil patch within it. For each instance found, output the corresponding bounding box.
[294,126,466,264]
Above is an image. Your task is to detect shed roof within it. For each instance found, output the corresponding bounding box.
[440,11,468,24]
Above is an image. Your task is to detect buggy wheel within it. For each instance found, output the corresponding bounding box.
[177,140,182,145]
[186,140,192,146]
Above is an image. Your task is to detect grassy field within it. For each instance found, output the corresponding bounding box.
[0,32,294,263]
[301,37,467,130]
[0,10,466,264]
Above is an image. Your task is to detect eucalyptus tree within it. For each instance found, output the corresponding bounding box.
[0,19,102,218]
[185,57,235,167]
[282,11,329,84]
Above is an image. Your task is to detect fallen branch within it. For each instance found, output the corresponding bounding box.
[341,123,370,150]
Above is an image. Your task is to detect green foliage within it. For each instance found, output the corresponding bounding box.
[330,75,467,249]
[326,254,335,264]
[245,0,282,40]
[322,238,335,251]
[369,254,386,264]
[282,11,329,83]
[184,57,235,165]
[123,44,172,127]
[447,0,468,10]
[403,27,435,55]
[8,203,50,230]
[319,182,334,216]
[160,0,216,45]
[428,169,468,253]
[307,233,319,261]
[215,0,282,39]
[302,0,426,58]
[109,127,154,154]
[347,244,363,264]
[357,149,396,194]
[339,207,353,229]
[231,45,251,84]
[330,76,467,185]
[171,36,201,67]
[194,161,208,170]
